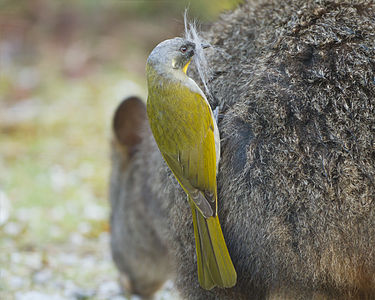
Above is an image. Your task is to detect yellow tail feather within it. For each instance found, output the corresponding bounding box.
[190,200,237,290]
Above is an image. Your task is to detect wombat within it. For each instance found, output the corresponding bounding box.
[109,0,375,299]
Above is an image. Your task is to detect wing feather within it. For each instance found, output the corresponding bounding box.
[148,83,219,217]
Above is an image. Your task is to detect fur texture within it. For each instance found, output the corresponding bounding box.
[110,1,375,299]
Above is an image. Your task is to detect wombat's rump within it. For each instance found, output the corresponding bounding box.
[110,1,375,299]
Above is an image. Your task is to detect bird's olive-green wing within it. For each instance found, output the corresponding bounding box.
[148,87,218,217]
[163,124,217,218]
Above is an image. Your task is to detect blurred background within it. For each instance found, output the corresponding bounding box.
[0,0,241,299]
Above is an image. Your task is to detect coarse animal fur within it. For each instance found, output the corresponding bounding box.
[109,0,375,299]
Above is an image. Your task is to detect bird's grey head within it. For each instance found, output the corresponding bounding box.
[147,38,196,73]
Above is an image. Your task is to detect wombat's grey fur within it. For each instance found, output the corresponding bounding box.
[109,0,375,299]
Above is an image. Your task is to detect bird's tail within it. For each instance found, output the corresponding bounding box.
[189,200,237,290]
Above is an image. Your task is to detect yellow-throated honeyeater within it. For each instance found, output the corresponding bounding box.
[146,37,236,290]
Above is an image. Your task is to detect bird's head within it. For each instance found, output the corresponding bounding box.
[147,37,208,75]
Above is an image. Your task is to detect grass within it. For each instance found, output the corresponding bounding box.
[0,43,146,298]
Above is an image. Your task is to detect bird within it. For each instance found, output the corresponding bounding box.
[146,37,237,290]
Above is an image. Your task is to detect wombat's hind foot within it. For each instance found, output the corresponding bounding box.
[118,272,164,300]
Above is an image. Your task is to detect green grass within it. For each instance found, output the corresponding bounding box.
[0,57,129,297]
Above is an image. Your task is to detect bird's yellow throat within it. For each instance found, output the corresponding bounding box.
[183,59,192,74]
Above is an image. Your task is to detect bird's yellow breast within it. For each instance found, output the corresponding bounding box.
[147,74,213,155]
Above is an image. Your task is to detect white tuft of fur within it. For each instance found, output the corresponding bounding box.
[184,10,212,98]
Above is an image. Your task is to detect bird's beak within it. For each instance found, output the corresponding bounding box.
[201,43,210,49]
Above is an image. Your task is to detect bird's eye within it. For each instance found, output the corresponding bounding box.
[180,46,188,53]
